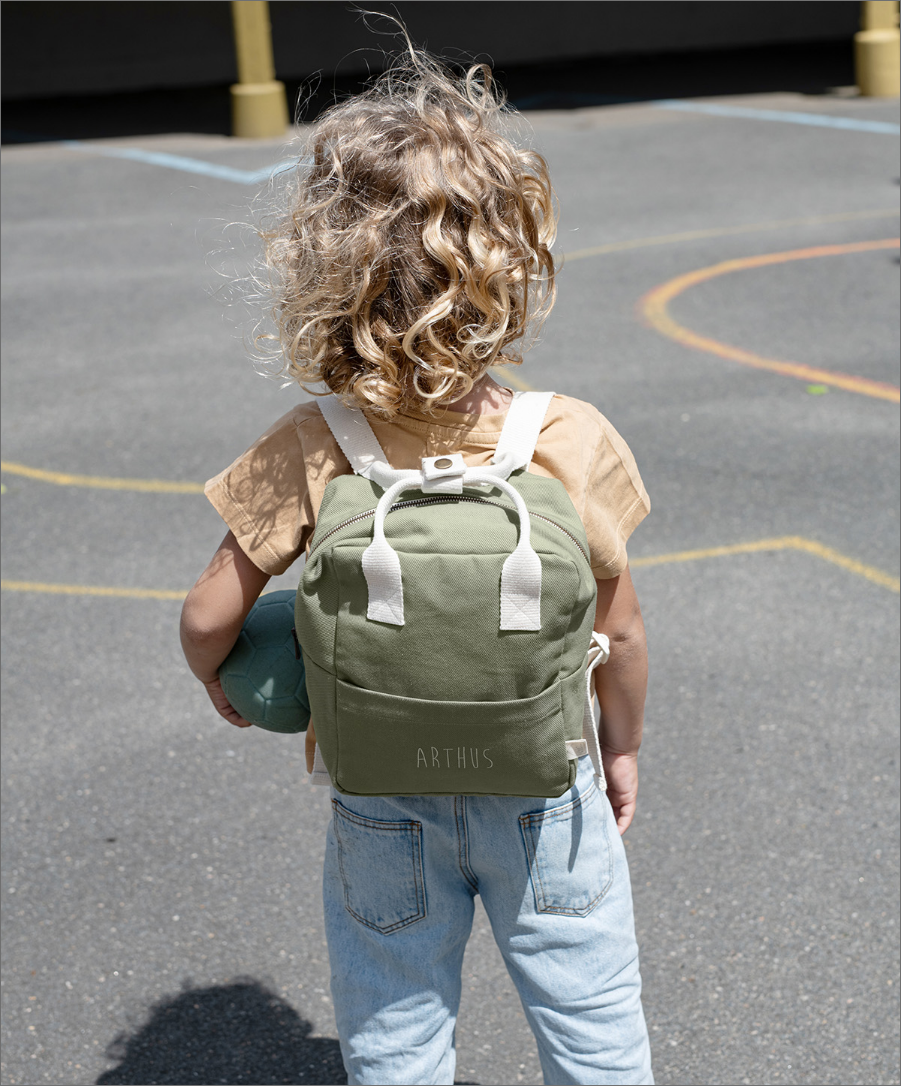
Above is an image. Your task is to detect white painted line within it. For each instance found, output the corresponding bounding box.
[655,100,901,134]
[61,140,299,185]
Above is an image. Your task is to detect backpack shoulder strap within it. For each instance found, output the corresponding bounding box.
[318,396,390,479]
[321,389,554,488]
[492,390,555,473]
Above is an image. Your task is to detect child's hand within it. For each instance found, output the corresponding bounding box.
[601,749,638,835]
[202,676,254,728]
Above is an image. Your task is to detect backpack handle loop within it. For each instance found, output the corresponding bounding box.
[362,471,543,631]
[320,391,555,629]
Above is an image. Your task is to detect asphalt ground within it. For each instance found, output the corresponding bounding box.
[2,89,899,1086]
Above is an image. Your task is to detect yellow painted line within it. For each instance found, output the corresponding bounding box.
[4,375,539,490]
[1,460,207,493]
[563,208,899,261]
[632,535,899,592]
[639,239,901,402]
[0,460,205,493]
[788,537,901,593]
[0,580,188,600]
[4,537,896,599]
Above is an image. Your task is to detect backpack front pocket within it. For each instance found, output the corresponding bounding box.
[332,678,576,797]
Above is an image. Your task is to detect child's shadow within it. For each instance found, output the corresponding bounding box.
[95,977,347,1085]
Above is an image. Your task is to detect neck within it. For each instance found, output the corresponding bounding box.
[444,376,514,414]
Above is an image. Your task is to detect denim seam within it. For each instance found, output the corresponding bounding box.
[331,801,422,832]
[454,796,479,892]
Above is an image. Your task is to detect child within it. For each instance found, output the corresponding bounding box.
[181,51,653,1086]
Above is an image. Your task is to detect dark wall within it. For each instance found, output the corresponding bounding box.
[2,1,862,101]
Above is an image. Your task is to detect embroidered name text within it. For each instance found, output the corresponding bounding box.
[416,747,494,769]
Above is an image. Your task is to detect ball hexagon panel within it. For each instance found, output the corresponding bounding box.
[219,589,310,733]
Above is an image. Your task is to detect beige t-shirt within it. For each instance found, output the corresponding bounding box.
[205,393,650,579]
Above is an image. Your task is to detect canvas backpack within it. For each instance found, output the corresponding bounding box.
[294,390,611,798]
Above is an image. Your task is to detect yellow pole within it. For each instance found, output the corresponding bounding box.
[855,1,900,96]
[230,1,290,138]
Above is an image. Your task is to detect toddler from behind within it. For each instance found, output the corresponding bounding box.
[182,50,653,1086]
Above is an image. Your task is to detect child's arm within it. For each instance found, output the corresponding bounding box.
[180,531,271,728]
[593,566,648,835]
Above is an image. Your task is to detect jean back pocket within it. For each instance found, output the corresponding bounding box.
[332,799,426,934]
[520,779,613,916]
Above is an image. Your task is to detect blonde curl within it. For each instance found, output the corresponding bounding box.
[260,53,557,417]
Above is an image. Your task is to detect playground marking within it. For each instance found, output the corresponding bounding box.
[3,537,897,599]
[631,536,900,593]
[0,580,188,601]
[639,239,901,402]
[0,460,205,494]
[60,140,297,186]
[562,209,899,262]
[52,96,898,188]
[654,99,901,135]
[3,233,895,495]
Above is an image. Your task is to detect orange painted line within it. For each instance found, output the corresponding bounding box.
[563,209,899,262]
[639,239,901,402]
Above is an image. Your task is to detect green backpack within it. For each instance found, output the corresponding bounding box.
[294,391,610,798]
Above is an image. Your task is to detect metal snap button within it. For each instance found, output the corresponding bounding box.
[434,457,454,469]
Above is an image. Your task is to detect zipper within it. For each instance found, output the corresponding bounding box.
[308,494,590,564]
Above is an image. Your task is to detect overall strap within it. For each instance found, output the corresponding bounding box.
[492,390,556,473]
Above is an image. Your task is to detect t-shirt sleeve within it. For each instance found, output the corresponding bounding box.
[580,411,651,579]
[203,408,314,576]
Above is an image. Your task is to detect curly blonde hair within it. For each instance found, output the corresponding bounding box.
[261,52,557,417]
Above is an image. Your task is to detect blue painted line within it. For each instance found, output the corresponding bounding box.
[655,99,901,134]
[61,140,299,184]
[512,92,634,110]
[244,159,300,183]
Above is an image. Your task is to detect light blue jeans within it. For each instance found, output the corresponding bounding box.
[323,756,653,1086]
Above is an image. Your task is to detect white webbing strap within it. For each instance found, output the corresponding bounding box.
[320,393,547,630]
[318,396,417,490]
[362,469,542,630]
[360,475,411,625]
[318,395,387,477]
[319,391,555,486]
[582,631,611,787]
[492,390,555,475]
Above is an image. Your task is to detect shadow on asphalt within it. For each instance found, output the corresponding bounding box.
[95,978,347,1086]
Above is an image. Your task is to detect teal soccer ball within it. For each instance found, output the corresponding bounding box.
[219,590,310,733]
